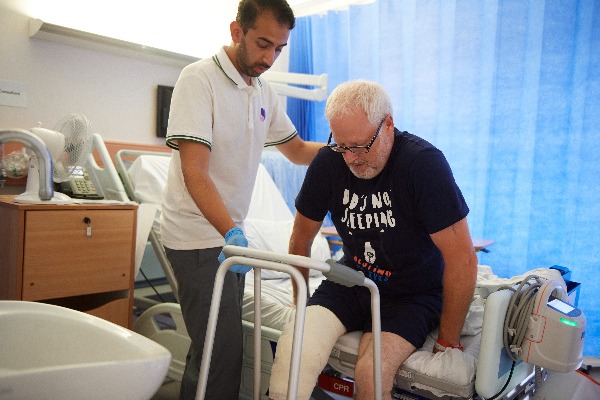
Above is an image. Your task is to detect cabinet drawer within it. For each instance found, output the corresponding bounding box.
[22,209,135,301]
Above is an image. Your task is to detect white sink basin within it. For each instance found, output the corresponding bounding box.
[0,301,171,400]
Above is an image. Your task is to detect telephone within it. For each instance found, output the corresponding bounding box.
[56,166,104,199]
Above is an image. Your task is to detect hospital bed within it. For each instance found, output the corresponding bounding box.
[102,142,587,400]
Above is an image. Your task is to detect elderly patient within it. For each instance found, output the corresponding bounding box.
[268,80,479,400]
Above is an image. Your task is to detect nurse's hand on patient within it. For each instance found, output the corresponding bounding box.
[218,227,251,274]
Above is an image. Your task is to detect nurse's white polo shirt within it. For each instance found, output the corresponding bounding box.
[161,47,297,251]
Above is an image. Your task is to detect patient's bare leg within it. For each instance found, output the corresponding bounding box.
[354,332,415,400]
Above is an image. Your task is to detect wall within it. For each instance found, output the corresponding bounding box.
[0,0,290,146]
[0,3,181,145]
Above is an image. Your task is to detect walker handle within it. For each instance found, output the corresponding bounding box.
[324,259,366,287]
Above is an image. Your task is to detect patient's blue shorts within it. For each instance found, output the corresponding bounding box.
[307,280,443,349]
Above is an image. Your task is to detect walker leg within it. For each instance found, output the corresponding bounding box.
[195,266,227,400]
[367,281,382,400]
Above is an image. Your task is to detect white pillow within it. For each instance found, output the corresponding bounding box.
[128,155,170,237]
[128,155,170,206]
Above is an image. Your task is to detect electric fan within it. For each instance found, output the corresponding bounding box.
[13,114,94,204]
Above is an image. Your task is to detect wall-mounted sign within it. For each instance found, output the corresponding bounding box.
[0,80,28,108]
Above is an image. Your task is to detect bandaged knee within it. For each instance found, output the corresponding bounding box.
[269,305,345,400]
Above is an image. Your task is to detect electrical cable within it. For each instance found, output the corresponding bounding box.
[503,275,543,362]
[485,360,516,400]
[139,267,167,303]
[534,365,544,395]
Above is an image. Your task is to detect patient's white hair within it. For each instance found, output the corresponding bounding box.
[325,80,393,126]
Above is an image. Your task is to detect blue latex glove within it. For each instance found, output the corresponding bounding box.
[218,227,251,274]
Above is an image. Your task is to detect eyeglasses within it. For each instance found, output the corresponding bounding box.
[327,117,386,154]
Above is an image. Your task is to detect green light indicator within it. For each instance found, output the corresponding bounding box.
[560,317,578,327]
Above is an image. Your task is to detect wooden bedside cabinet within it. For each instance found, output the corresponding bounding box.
[0,195,137,328]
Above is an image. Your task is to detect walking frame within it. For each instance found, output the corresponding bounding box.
[196,245,383,400]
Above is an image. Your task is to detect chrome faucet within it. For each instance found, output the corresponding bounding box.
[0,129,53,200]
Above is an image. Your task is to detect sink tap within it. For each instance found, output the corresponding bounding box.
[0,129,53,200]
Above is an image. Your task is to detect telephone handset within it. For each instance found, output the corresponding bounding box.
[56,166,104,199]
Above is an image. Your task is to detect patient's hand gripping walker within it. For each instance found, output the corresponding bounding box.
[196,245,383,400]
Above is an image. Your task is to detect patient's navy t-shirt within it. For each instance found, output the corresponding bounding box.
[296,129,469,296]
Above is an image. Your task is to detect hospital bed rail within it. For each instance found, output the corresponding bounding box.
[197,245,383,400]
[86,134,131,202]
[113,149,179,300]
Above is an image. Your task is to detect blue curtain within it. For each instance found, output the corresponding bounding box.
[287,17,317,140]
[289,0,600,356]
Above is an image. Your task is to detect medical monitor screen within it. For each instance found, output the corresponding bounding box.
[548,298,575,315]
[156,85,174,138]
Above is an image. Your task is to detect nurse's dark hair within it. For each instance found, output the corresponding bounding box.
[237,0,296,33]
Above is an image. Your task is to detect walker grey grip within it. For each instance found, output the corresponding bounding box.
[324,259,366,287]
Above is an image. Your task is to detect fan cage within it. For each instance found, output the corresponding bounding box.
[52,114,94,183]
